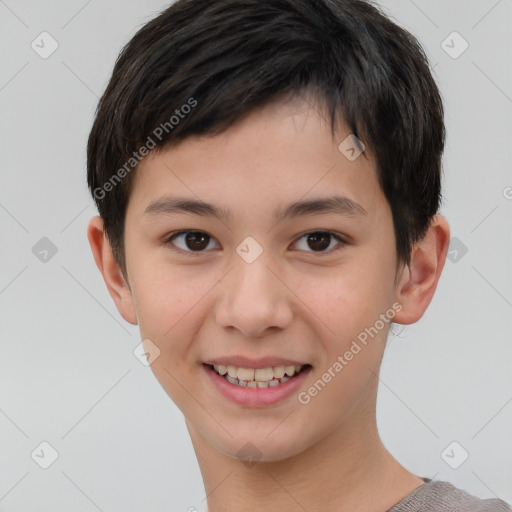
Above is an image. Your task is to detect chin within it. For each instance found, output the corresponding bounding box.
[210,424,316,464]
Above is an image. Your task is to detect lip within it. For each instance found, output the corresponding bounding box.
[202,356,309,369]
[202,363,312,408]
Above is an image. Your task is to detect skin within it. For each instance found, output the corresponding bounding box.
[88,94,450,512]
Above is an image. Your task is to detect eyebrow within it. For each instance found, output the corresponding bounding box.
[143,194,367,222]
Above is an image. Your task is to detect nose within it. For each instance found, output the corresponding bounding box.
[214,250,294,338]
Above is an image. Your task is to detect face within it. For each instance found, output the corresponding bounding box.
[119,95,404,461]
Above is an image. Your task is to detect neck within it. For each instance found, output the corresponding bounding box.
[186,388,425,512]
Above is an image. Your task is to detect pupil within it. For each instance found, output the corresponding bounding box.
[186,231,209,250]
[308,232,330,251]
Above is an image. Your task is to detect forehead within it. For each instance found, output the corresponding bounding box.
[127,96,385,223]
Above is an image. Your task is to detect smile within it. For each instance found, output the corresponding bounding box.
[209,363,309,388]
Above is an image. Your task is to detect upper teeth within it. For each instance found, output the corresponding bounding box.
[213,364,303,381]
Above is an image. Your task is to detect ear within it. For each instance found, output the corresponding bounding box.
[392,215,450,325]
[87,215,138,325]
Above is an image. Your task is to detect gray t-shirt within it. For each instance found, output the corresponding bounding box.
[387,478,512,512]
[199,477,512,511]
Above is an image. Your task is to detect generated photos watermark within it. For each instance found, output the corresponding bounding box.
[93,97,198,200]
[297,302,403,405]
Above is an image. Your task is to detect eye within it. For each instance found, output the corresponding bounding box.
[164,230,220,255]
[164,229,347,256]
[292,231,346,254]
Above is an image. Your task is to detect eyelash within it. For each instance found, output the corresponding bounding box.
[163,230,348,257]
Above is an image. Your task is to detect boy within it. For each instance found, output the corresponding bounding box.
[86,0,512,510]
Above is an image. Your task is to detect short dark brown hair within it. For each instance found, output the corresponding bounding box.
[87,0,445,277]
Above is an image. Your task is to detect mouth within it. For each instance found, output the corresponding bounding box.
[203,363,312,389]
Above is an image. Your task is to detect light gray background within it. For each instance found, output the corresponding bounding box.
[0,0,511,510]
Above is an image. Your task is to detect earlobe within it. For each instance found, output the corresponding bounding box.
[393,215,450,325]
[86,216,138,325]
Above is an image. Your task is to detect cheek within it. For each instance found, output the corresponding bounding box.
[306,259,391,331]
[129,257,204,345]
[131,264,207,405]
[297,259,394,394]
[300,269,390,410]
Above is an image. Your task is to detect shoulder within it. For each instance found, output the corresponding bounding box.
[388,479,512,512]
